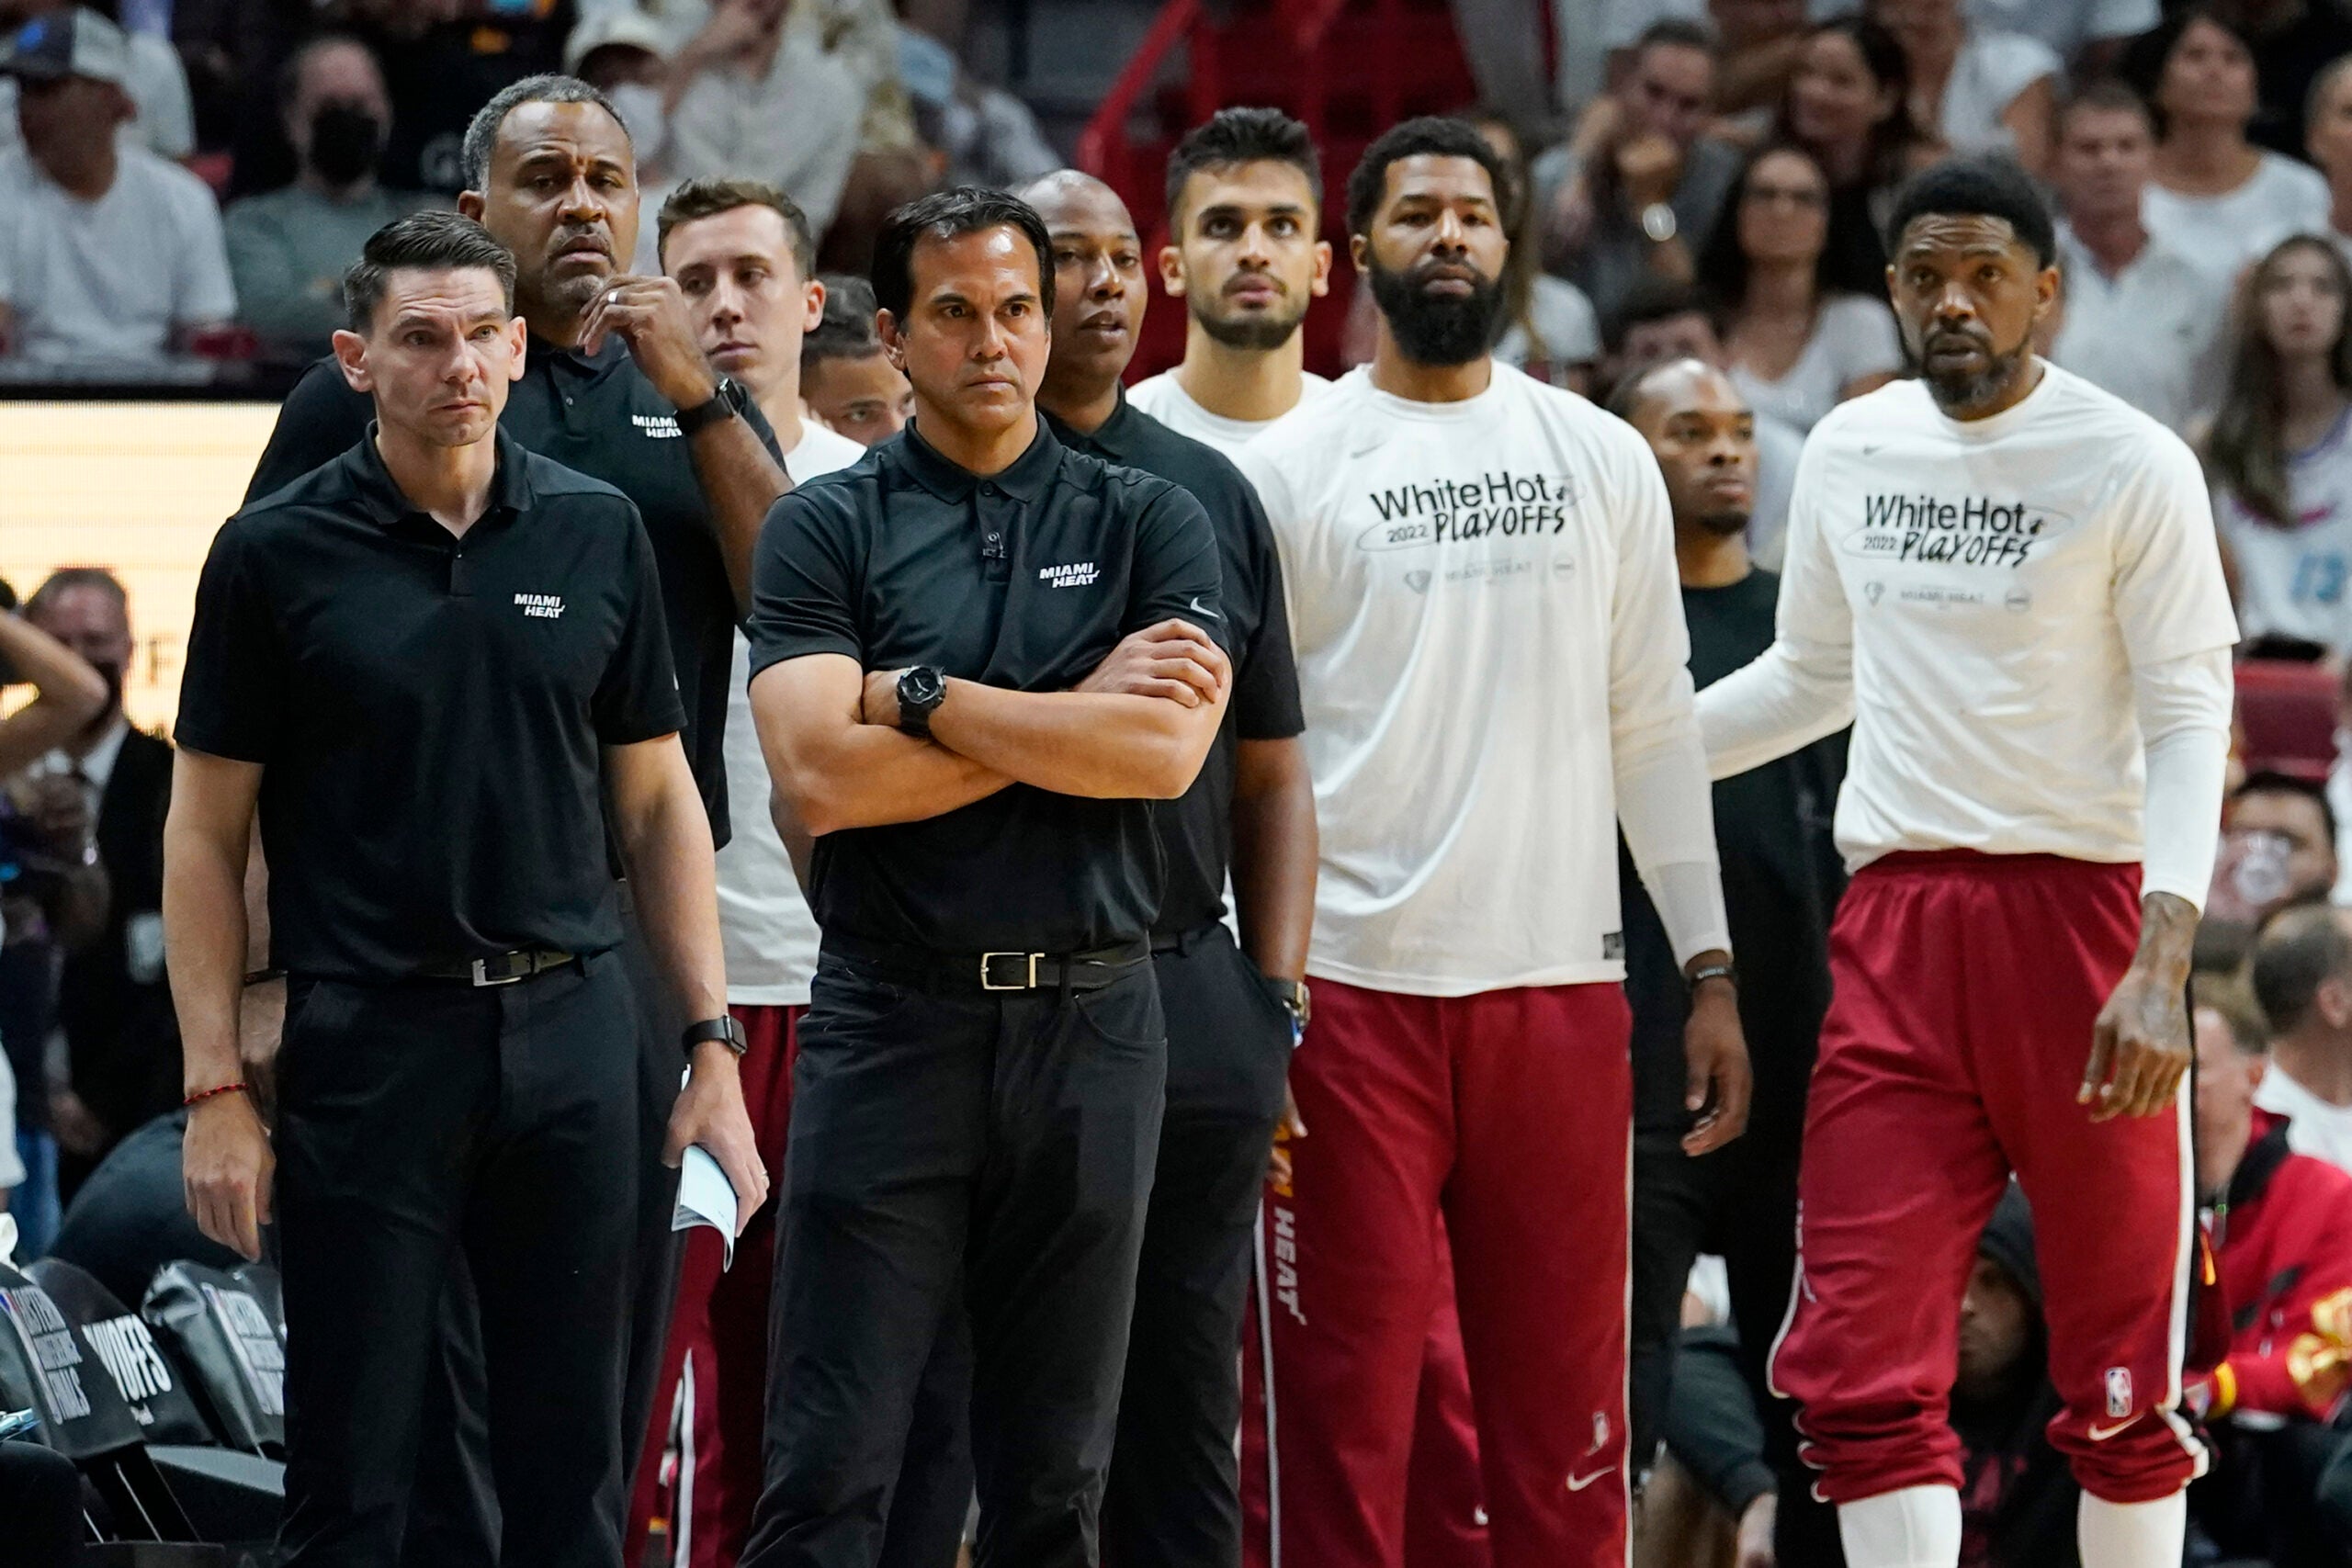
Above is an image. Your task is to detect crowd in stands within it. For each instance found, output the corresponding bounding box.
[13,0,2352,1565]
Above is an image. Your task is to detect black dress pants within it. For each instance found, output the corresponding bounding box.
[878,925,1296,1568]
[740,950,1167,1568]
[272,955,639,1568]
[1102,924,1294,1568]
[401,890,684,1568]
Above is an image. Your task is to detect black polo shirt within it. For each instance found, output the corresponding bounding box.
[748,420,1227,953]
[1045,395,1304,937]
[179,429,686,982]
[245,337,782,849]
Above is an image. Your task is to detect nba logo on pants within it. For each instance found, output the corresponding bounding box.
[2104,1368,2132,1420]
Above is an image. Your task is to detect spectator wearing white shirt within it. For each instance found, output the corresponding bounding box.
[2127,8,2329,295]
[0,0,187,159]
[2248,903,2352,1176]
[2049,83,2228,433]
[1870,0,2057,175]
[1697,140,1903,430]
[1962,0,2153,80]
[2207,236,2352,657]
[0,7,233,367]
[2308,56,2352,272]
[658,0,864,239]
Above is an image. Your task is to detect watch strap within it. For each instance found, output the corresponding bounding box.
[675,380,739,437]
[683,1014,750,1056]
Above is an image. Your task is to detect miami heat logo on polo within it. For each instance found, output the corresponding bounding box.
[514,592,565,619]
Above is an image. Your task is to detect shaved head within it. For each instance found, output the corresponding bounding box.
[1020,170,1136,231]
[1023,170,1148,422]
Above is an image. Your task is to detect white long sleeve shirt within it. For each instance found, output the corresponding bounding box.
[1236,363,1730,997]
[1698,365,2238,908]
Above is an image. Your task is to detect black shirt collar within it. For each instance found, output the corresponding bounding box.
[526,327,628,378]
[344,424,537,529]
[892,417,1063,503]
[1043,387,1139,462]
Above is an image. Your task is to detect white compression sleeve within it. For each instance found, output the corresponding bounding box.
[1838,1484,1962,1568]
[2133,647,2233,912]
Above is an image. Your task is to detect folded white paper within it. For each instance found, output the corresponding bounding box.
[672,1145,739,1269]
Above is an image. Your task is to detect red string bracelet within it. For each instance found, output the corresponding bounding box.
[184,1081,248,1108]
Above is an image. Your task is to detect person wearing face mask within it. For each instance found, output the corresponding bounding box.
[223,33,433,360]
[21,569,179,1196]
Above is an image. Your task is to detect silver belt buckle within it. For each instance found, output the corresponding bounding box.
[980,952,1039,991]
[470,955,526,987]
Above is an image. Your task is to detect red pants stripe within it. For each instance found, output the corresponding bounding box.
[1770,852,2204,1506]
[1238,979,1633,1568]
[626,1003,801,1568]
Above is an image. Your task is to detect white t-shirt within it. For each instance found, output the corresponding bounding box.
[2214,408,2352,652]
[2052,222,2230,434]
[1728,294,1904,433]
[1699,366,2240,888]
[665,32,865,234]
[1937,31,2061,157]
[1235,363,1729,996]
[2256,1066,2352,1176]
[715,421,867,1005]
[0,33,196,161]
[1965,0,2156,63]
[0,144,235,366]
[1126,368,1331,458]
[2143,154,2331,294]
[0,1044,21,1191]
[1495,275,1601,378]
[1746,412,1806,571]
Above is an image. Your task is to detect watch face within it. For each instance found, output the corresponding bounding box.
[901,666,946,709]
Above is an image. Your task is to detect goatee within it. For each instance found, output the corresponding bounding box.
[1366,255,1505,367]
[1196,296,1306,352]
[1919,334,2034,414]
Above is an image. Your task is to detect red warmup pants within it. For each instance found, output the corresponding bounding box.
[1771,852,2206,1506]
[626,1004,801,1568]
[1238,979,1633,1568]
[1246,1228,1496,1568]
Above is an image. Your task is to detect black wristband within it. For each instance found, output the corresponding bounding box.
[1688,962,1736,989]
[243,967,286,987]
[683,1014,749,1056]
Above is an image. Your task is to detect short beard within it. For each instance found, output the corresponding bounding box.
[1366,256,1505,367]
[528,267,608,331]
[1919,333,2035,414]
[1193,297,1307,352]
[1692,508,1749,538]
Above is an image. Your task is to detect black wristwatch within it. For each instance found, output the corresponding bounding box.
[1271,977,1311,1028]
[897,665,948,739]
[675,376,748,437]
[683,1015,749,1057]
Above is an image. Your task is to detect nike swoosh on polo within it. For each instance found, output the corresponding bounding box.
[1566,1467,1616,1492]
[2086,1417,2136,1441]
[1187,596,1223,621]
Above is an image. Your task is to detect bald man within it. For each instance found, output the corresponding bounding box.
[1009,169,1317,1568]
[1611,358,1845,1559]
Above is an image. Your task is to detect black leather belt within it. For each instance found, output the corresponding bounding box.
[825,935,1151,994]
[1149,921,1225,955]
[415,949,578,987]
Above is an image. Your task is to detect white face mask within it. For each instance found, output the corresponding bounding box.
[607,82,668,169]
